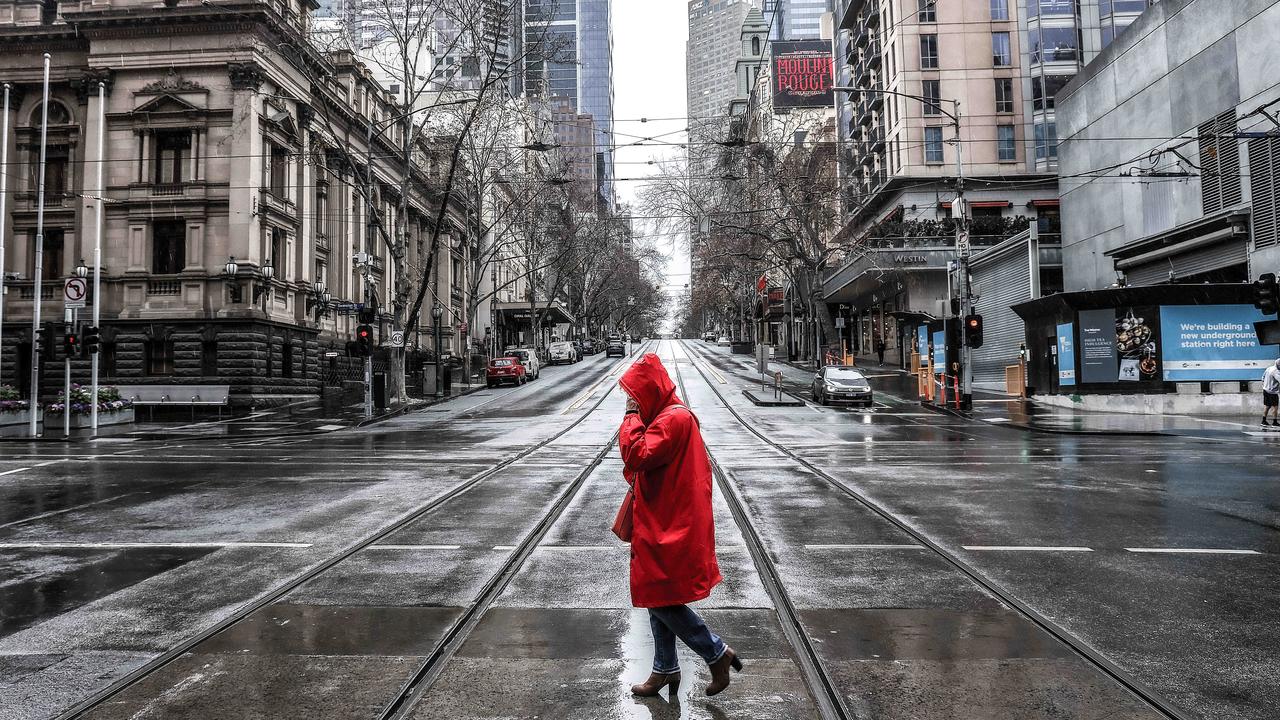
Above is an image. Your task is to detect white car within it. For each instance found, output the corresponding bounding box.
[716,336,731,347]
[507,347,541,380]
[548,341,579,365]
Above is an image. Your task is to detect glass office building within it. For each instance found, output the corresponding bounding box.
[525,0,614,208]
[763,0,833,41]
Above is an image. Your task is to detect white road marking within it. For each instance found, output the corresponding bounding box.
[491,545,517,551]
[804,544,924,550]
[962,545,1094,552]
[0,459,67,477]
[316,424,346,431]
[540,544,619,550]
[1125,547,1262,555]
[90,438,137,443]
[0,541,313,549]
[368,544,463,551]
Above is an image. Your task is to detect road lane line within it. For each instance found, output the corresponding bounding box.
[491,545,517,550]
[539,544,618,550]
[1125,547,1261,555]
[804,543,923,550]
[0,459,67,477]
[0,541,313,549]
[962,545,1094,552]
[368,544,463,551]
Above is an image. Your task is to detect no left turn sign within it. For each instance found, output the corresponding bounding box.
[64,278,87,309]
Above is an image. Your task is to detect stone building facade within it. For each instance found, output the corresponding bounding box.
[0,0,472,407]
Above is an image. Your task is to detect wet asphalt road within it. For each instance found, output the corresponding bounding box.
[0,340,1277,720]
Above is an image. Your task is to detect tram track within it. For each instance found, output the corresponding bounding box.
[665,342,855,720]
[59,343,650,720]
[672,339,1192,720]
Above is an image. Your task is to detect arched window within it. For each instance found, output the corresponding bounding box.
[751,36,761,56]
[29,101,71,127]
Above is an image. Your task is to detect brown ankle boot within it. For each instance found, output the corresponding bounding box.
[705,647,743,696]
[631,671,680,697]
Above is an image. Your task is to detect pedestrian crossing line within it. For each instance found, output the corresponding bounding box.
[1125,547,1262,555]
[962,545,1094,552]
[803,543,924,550]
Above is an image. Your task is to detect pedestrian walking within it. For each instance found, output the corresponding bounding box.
[1263,358,1280,427]
[616,353,743,698]
[875,338,886,366]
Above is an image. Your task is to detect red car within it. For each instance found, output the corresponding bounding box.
[486,356,527,387]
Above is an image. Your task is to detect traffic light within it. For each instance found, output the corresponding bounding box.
[358,306,375,324]
[63,326,82,359]
[964,314,984,349]
[355,324,374,356]
[83,325,101,355]
[1253,273,1279,315]
[35,323,54,359]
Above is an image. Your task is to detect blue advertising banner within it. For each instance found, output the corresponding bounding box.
[932,330,945,371]
[918,326,928,358]
[1056,323,1076,386]
[1159,304,1279,381]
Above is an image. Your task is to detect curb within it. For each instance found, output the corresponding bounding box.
[0,385,486,444]
[743,388,806,407]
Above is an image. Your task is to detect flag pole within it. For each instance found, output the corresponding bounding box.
[29,54,50,438]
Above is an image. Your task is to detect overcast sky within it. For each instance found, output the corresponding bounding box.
[613,0,692,325]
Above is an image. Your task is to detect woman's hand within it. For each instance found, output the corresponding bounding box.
[625,397,640,414]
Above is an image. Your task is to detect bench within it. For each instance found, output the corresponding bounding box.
[115,384,231,421]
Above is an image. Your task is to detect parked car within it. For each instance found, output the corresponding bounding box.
[486,356,527,387]
[571,339,588,358]
[606,336,626,357]
[703,332,717,342]
[812,366,873,407]
[716,336,731,346]
[507,347,541,380]
[548,341,579,365]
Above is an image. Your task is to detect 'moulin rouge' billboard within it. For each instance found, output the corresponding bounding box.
[771,40,835,109]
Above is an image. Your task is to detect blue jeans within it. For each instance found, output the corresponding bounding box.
[648,605,727,674]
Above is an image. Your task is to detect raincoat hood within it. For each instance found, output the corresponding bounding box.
[619,353,685,424]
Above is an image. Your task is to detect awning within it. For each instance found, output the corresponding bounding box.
[1103,207,1250,285]
[1027,199,1060,208]
[493,300,576,325]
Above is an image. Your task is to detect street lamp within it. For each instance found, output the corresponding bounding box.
[223,256,243,303]
[306,280,330,320]
[74,260,88,279]
[252,262,274,305]
[432,303,444,398]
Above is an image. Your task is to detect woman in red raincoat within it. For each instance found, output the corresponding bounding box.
[618,353,744,698]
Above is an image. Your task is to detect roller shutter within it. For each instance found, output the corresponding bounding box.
[971,247,1031,385]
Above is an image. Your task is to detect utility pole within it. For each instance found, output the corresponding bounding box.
[951,99,973,412]
[90,81,105,434]
[29,55,51,438]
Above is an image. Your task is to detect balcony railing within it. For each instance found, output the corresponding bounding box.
[152,183,184,197]
[18,285,56,300]
[147,279,182,296]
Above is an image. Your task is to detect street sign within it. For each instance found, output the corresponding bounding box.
[387,330,405,348]
[63,278,87,308]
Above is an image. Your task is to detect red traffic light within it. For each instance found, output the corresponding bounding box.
[966,317,980,329]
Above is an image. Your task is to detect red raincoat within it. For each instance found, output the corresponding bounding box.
[618,353,721,608]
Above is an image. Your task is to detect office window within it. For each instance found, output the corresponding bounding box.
[1030,27,1080,63]
[33,229,64,281]
[154,130,188,185]
[992,32,1011,66]
[994,78,1014,113]
[925,126,944,163]
[917,0,935,23]
[152,219,185,275]
[271,227,286,278]
[922,79,941,116]
[998,125,1016,161]
[990,0,1008,20]
[145,338,175,376]
[920,34,938,70]
[1035,121,1058,160]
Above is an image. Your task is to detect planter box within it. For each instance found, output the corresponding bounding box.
[44,408,136,429]
[0,409,40,437]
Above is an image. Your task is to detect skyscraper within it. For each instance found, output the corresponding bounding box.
[687,0,751,126]
[763,0,834,41]
[525,0,615,209]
